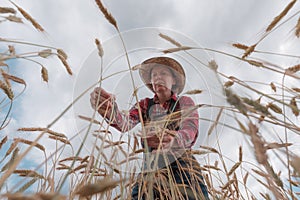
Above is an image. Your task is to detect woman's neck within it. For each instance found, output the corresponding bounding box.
[156,91,172,104]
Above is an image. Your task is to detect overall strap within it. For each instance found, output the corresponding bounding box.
[146,98,179,119]
[145,97,180,130]
[145,98,155,123]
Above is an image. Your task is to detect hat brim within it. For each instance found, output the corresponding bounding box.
[138,57,185,94]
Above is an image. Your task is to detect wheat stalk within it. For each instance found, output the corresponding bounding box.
[16,178,38,193]
[1,69,26,85]
[1,147,19,172]
[266,0,297,32]
[13,169,44,179]
[0,79,14,100]
[0,136,8,150]
[75,177,122,197]
[162,46,193,54]
[290,97,299,116]
[295,16,300,37]
[232,43,249,50]
[48,135,71,145]
[41,66,48,82]
[95,38,104,57]
[285,64,300,74]
[94,0,118,29]
[227,162,241,177]
[242,44,257,59]
[57,54,72,75]
[158,33,182,47]
[57,49,68,59]
[0,7,16,14]
[16,138,45,152]
[9,0,44,32]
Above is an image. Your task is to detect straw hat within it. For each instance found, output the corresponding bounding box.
[139,57,185,94]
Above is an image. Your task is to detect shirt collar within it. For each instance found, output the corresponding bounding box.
[153,92,178,103]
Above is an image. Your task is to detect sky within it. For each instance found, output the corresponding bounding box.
[1,0,300,199]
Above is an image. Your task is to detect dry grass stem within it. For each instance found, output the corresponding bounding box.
[41,66,48,82]
[16,138,45,152]
[1,71,26,85]
[13,169,44,179]
[129,148,145,156]
[59,156,83,163]
[1,147,19,172]
[35,193,67,200]
[228,162,241,176]
[17,178,38,193]
[200,145,219,154]
[10,1,44,32]
[270,82,276,92]
[243,172,249,185]
[290,156,300,175]
[78,115,102,125]
[295,17,300,37]
[8,45,15,54]
[38,49,52,58]
[46,130,67,139]
[265,142,292,150]
[18,127,67,138]
[248,122,268,165]
[290,97,299,116]
[158,33,182,47]
[184,89,202,95]
[131,64,142,71]
[0,7,16,14]
[6,15,22,23]
[0,136,8,150]
[5,139,19,157]
[292,87,300,92]
[232,43,249,50]
[239,146,243,162]
[242,44,257,59]
[208,59,218,71]
[162,46,193,54]
[48,135,71,145]
[57,54,72,75]
[72,164,87,173]
[94,0,118,29]
[285,64,300,74]
[244,59,264,67]
[224,80,234,88]
[75,177,121,197]
[221,179,235,190]
[207,108,223,136]
[0,79,14,100]
[267,102,282,114]
[95,38,104,57]
[225,89,248,115]
[57,49,68,60]
[265,0,296,32]
[242,97,269,116]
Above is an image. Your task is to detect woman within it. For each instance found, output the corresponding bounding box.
[90,57,209,199]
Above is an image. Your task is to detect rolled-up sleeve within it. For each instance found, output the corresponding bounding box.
[107,98,148,133]
[175,96,199,148]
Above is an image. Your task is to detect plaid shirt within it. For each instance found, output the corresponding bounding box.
[108,93,199,148]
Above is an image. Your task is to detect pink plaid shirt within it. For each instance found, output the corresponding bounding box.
[108,93,199,148]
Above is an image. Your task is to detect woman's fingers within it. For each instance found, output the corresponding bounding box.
[145,132,175,149]
[90,87,115,117]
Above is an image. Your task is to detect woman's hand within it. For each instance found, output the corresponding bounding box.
[90,87,116,118]
[144,129,177,153]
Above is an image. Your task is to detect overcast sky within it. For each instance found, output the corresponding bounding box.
[1,0,300,198]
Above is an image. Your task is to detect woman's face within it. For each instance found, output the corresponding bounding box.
[150,65,176,93]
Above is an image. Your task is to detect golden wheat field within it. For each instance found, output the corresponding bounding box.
[0,0,300,199]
